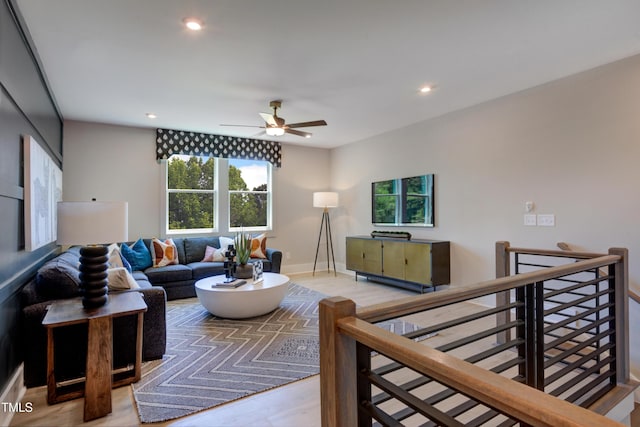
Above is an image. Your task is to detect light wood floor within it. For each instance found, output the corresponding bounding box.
[10,272,430,427]
[10,273,638,427]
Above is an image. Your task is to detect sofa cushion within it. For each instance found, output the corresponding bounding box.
[144,264,192,284]
[184,237,222,264]
[108,243,132,272]
[150,238,179,267]
[189,262,226,280]
[201,245,225,262]
[121,238,153,271]
[35,254,82,299]
[107,267,140,291]
[250,233,267,259]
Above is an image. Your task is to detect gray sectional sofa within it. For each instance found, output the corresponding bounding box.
[21,247,167,387]
[136,236,282,300]
[20,235,282,387]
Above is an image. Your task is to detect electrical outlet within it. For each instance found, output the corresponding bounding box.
[286,252,291,259]
[537,214,555,226]
[524,214,537,226]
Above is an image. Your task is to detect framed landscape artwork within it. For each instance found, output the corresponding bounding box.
[24,135,63,251]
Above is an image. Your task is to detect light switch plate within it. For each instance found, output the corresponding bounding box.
[524,214,537,226]
[537,214,555,226]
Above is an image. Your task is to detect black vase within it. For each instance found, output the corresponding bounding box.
[234,264,253,279]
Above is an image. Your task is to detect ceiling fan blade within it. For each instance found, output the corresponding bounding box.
[285,128,311,138]
[286,120,327,128]
[259,112,277,126]
[220,124,265,128]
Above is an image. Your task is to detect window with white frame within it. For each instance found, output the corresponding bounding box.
[166,155,217,233]
[165,156,272,234]
[228,158,271,231]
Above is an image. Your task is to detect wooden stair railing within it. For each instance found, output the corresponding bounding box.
[320,242,633,426]
[321,296,625,427]
[557,241,640,305]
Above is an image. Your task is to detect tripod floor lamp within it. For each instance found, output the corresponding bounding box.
[313,192,338,276]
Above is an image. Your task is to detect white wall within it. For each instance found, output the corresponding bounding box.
[62,121,332,272]
[331,53,640,375]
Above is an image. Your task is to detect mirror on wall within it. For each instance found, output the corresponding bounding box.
[371,174,434,227]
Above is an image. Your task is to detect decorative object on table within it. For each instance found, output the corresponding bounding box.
[23,134,63,251]
[253,260,264,284]
[234,232,253,279]
[57,200,128,308]
[312,191,338,276]
[370,230,412,240]
[214,279,246,288]
[222,244,236,282]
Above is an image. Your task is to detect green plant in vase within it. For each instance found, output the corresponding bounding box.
[234,232,252,278]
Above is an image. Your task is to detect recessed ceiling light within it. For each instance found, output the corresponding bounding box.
[305,135,311,138]
[183,18,203,31]
[420,86,432,94]
[146,113,157,119]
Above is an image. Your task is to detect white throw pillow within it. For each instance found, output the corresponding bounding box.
[107,267,140,291]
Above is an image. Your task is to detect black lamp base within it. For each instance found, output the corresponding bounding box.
[79,246,109,309]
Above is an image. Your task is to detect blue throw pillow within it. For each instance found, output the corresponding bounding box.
[121,238,152,271]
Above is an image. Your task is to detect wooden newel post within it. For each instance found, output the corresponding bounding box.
[495,241,511,344]
[319,296,358,427]
[609,247,629,383]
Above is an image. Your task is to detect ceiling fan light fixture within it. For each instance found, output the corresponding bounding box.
[183,17,203,31]
[266,127,285,136]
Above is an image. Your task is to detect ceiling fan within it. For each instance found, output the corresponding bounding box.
[221,100,327,138]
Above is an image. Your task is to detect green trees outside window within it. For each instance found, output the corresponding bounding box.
[167,156,271,233]
[167,156,215,230]
[228,161,269,228]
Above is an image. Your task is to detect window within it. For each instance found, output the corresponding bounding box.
[228,159,271,231]
[165,156,272,234]
[166,156,216,232]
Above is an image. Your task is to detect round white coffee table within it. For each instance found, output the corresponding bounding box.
[195,272,290,319]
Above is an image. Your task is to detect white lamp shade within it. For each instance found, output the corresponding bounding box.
[57,201,128,245]
[313,192,339,208]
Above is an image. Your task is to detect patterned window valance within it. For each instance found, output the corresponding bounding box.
[156,128,282,167]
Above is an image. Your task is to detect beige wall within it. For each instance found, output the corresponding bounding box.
[330,53,640,376]
[332,53,640,288]
[62,121,332,272]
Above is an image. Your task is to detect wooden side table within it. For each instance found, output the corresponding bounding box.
[42,291,147,421]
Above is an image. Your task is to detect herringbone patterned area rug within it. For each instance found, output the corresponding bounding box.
[132,283,419,423]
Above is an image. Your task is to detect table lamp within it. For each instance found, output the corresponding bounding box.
[312,192,338,276]
[57,201,128,308]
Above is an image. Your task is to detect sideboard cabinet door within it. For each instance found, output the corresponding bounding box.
[404,242,432,284]
[346,237,382,276]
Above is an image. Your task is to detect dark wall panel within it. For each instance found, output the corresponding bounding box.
[0,0,62,393]
[0,1,61,155]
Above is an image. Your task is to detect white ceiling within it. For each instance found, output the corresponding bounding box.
[15,0,640,149]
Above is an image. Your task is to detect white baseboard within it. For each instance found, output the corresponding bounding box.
[280,262,348,276]
[0,363,26,427]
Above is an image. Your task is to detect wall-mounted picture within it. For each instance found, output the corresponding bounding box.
[24,135,62,251]
[372,174,434,227]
